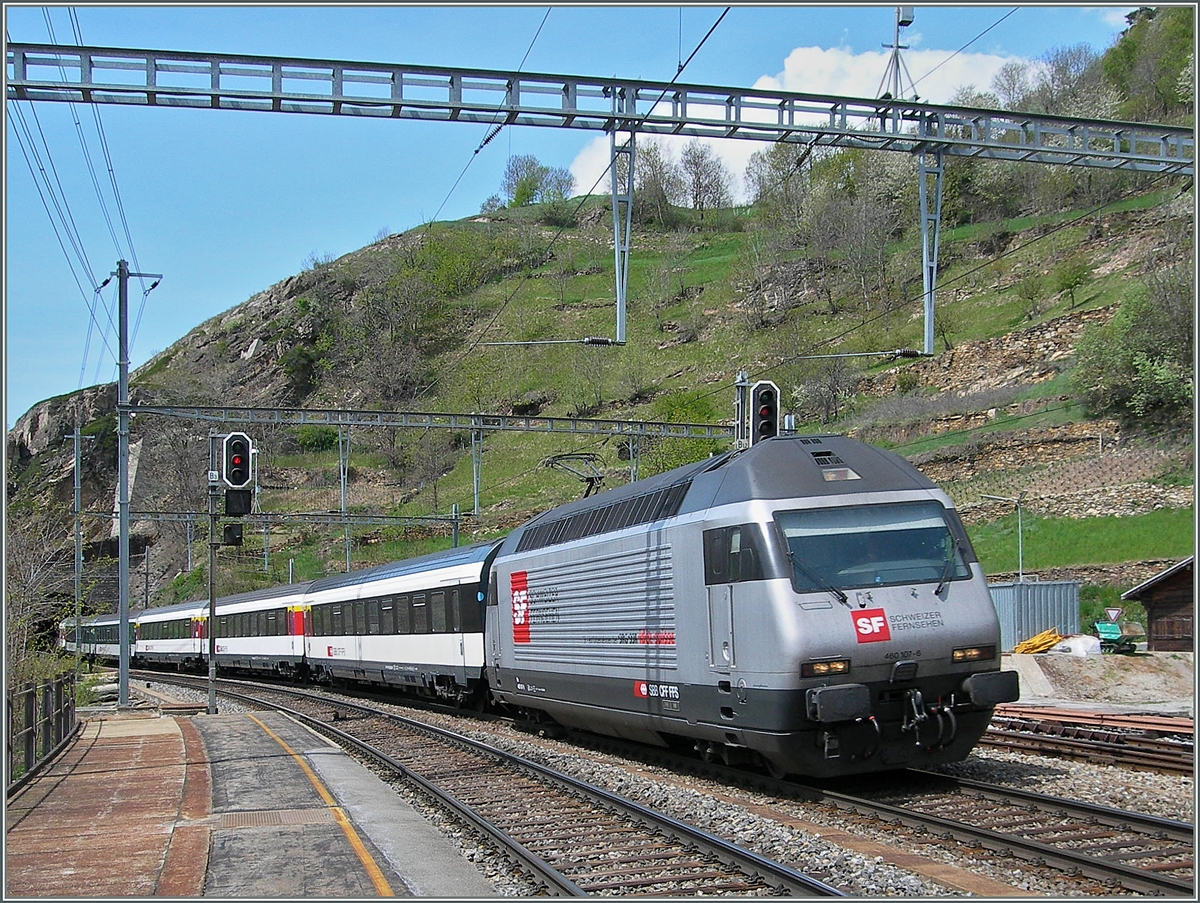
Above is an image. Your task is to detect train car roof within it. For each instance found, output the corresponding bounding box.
[306,540,502,594]
[138,581,317,620]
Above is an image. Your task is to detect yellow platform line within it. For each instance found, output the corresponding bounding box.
[248,713,394,896]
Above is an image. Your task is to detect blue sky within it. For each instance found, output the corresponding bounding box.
[4,4,1138,428]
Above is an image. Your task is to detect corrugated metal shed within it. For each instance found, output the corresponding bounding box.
[989,580,1081,652]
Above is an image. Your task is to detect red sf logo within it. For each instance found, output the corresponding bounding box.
[511,571,530,644]
[853,608,891,643]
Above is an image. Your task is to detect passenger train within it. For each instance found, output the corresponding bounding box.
[62,434,1019,778]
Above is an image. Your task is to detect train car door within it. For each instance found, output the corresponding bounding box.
[704,526,751,672]
[485,568,503,687]
[707,585,736,670]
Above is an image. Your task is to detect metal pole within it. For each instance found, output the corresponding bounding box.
[112,259,160,706]
[451,503,459,549]
[734,370,750,450]
[72,426,82,680]
[1017,493,1025,583]
[116,259,131,707]
[207,433,219,715]
[340,426,350,572]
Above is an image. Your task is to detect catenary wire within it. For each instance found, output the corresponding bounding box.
[428,7,553,226]
[909,9,1020,94]
[413,7,732,402]
[691,168,1182,406]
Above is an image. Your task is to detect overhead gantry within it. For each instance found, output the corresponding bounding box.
[8,43,1194,353]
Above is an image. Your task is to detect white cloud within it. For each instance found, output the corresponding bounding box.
[567,43,1028,205]
[759,44,1018,104]
[1101,7,1137,29]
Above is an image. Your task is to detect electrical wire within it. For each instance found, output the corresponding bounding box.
[414,6,733,403]
[67,8,153,350]
[692,168,1183,405]
[909,8,1019,94]
[428,6,553,226]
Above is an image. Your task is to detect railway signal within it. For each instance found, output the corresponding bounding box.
[750,381,780,445]
[222,432,253,489]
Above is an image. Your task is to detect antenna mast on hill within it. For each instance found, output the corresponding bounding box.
[877,6,919,102]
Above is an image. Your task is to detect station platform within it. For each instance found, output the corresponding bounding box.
[5,709,499,898]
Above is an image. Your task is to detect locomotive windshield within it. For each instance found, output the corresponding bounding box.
[777,500,970,593]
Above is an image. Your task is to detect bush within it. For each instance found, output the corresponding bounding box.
[1072,268,1193,425]
[294,425,339,452]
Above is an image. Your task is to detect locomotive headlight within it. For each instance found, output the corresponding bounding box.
[952,644,996,663]
[801,658,851,678]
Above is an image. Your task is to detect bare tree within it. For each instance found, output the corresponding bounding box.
[679,139,733,220]
[633,138,686,227]
[6,502,74,686]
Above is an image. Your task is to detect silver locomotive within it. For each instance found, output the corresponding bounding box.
[486,434,1019,778]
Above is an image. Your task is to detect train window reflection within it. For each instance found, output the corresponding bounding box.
[777,501,969,592]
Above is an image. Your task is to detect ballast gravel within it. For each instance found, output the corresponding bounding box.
[141,684,1193,896]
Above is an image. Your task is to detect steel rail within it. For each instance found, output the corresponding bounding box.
[206,684,586,895]
[142,672,1192,895]
[981,726,1194,775]
[161,674,844,896]
[797,777,1195,896]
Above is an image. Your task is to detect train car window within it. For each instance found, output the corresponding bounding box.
[431,591,447,633]
[412,594,428,634]
[487,574,498,608]
[380,598,394,634]
[354,601,365,636]
[331,605,344,636]
[217,616,227,639]
[366,599,380,635]
[267,611,278,636]
[396,596,411,634]
[312,606,327,637]
[449,589,461,633]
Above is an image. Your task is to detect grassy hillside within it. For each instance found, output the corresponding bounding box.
[170,185,1191,603]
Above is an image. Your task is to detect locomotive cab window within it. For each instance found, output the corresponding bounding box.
[777,501,971,593]
[703,525,768,584]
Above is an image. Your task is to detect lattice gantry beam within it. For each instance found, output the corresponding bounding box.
[7,44,1193,174]
[129,405,737,441]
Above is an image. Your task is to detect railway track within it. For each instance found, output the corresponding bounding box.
[144,672,842,896]
[828,771,1195,897]
[985,706,1194,775]
[140,673,1194,896]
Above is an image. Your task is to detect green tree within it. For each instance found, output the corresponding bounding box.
[679,139,732,220]
[501,154,574,207]
[1102,7,1195,122]
[6,501,74,687]
[1072,264,1194,424]
[1052,255,1091,308]
[633,138,686,228]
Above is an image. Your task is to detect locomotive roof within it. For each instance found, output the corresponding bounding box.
[500,434,940,554]
[306,539,502,594]
[703,434,937,506]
